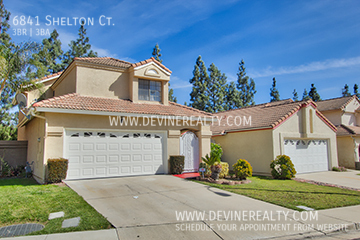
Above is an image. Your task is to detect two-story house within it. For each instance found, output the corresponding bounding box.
[17,57,212,183]
[317,95,360,169]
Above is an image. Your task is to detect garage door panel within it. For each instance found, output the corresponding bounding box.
[284,139,328,174]
[65,131,165,180]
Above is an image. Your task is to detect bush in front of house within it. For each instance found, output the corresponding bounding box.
[169,155,185,174]
[198,162,211,177]
[233,159,252,180]
[47,158,69,183]
[270,155,296,180]
[332,166,347,172]
[219,162,229,178]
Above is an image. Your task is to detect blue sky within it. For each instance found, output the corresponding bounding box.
[6,0,360,105]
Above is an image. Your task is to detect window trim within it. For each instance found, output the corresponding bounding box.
[138,79,162,102]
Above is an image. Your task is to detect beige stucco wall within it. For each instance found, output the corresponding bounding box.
[337,136,360,169]
[23,117,46,183]
[321,110,342,126]
[213,105,338,175]
[344,98,360,112]
[213,129,274,175]
[273,105,338,170]
[76,66,130,99]
[35,112,211,182]
[25,78,57,106]
[53,67,76,97]
[131,63,170,105]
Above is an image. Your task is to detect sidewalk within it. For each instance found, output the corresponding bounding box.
[2,205,360,240]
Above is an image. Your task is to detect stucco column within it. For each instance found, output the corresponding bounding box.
[197,124,212,161]
[167,130,181,172]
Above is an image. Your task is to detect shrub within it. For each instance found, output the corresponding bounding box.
[219,162,229,178]
[332,166,347,172]
[233,159,252,180]
[270,155,296,180]
[198,162,211,177]
[47,158,69,183]
[169,155,185,174]
[0,158,12,177]
[201,143,222,167]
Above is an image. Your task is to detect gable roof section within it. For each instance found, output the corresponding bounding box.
[316,95,358,111]
[132,57,172,74]
[33,93,211,118]
[336,124,360,136]
[73,57,132,68]
[212,99,336,135]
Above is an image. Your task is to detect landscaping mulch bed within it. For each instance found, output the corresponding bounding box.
[196,176,251,185]
[294,178,360,191]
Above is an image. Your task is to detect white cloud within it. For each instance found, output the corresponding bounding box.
[250,56,360,78]
[170,76,192,89]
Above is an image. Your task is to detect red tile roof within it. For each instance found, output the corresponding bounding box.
[73,57,172,73]
[33,93,211,118]
[212,99,336,135]
[336,124,360,136]
[316,95,358,111]
[74,57,132,68]
[132,57,172,73]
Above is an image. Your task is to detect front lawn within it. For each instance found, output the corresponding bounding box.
[196,176,360,210]
[0,178,111,235]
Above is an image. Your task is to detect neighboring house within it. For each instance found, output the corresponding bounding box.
[17,57,212,183]
[212,99,338,175]
[317,95,360,169]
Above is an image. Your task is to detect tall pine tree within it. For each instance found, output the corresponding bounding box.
[342,84,351,97]
[189,56,209,111]
[270,77,280,102]
[236,60,256,107]
[26,29,64,79]
[292,89,298,101]
[308,83,321,102]
[61,22,97,69]
[302,88,310,100]
[205,63,227,113]
[354,84,360,98]
[152,44,162,63]
[223,81,240,111]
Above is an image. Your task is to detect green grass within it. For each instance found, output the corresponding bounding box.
[0,178,111,235]
[195,176,360,211]
[357,174,360,176]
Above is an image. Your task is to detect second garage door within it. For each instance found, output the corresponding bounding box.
[64,130,165,180]
[283,139,329,174]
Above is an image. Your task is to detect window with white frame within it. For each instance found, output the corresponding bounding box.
[138,79,161,101]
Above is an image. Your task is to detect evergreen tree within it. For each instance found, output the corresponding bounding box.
[236,60,256,107]
[353,84,359,98]
[189,56,209,111]
[0,1,39,140]
[26,29,64,79]
[302,88,310,100]
[168,84,177,103]
[224,81,241,111]
[292,89,298,101]
[270,77,280,102]
[342,84,351,97]
[205,63,227,113]
[308,83,321,102]
[0,0,11,46]
[152,44,162,63]
[61,22,97,69]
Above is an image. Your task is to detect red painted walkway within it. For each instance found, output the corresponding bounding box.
[173,172,200,179]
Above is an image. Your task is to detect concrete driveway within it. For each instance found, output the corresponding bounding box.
[297,169,360,189]
[65,175,355,239]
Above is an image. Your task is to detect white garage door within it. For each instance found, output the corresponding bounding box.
[284,139,329,174]
[64,130,165,180]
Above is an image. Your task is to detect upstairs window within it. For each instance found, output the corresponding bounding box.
[139,79,161,102]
